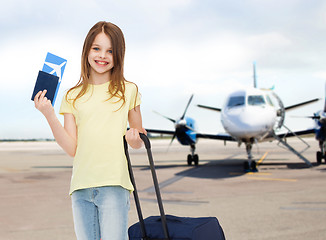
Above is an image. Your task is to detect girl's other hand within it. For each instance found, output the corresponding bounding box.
[126,128,143,149]
[34,90,55,118]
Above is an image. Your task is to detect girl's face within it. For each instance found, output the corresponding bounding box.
[88,32,114,80]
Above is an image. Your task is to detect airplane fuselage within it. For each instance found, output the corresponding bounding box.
[221,88,277,141]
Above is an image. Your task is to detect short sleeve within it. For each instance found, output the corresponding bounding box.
[129,84,141,110]
[59,93,73,115]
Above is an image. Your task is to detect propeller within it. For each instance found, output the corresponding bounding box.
[171,94,194,146]
[181,94,194,119]
[153,94,195,147]
[309,82,326,128]
[313,83,326,122]
[152,111,176,123]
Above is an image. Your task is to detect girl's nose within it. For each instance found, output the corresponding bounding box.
[99,50,106,58]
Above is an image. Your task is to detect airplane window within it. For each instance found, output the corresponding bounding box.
[248,95,265,106]
[266,95,274,106]
[227,96,245,107]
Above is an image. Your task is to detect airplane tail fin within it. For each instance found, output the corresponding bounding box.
[253,61,257,88]
[324,82,326,113]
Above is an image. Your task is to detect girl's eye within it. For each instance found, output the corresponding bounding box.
[108,50,113,54]
[93,47,100,51]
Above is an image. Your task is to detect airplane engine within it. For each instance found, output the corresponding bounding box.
[270,91,285,130]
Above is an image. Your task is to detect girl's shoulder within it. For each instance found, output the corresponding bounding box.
[64,85,83,100]
[124,80,138,91]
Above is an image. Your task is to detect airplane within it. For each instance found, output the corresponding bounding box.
[303,84,326,164]
[44,61,67,80]
[146,63,319,171]
[146,94,223,166]
[312,110,326,164]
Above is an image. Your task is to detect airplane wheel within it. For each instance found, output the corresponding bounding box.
[317,151,322,164]
[250,161,258,172]
[244,161,250,172]
[187,154,193,166]
[193,154,199,166]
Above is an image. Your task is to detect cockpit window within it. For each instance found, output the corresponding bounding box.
[248,95,265,106]
[227,96,245,107]
[266,95,274,106]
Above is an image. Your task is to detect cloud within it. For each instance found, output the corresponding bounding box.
[0,31,82,89]
[125,33,252,89]
[1,0,326,138]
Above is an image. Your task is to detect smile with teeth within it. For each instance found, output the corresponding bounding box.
[95,60,109,65]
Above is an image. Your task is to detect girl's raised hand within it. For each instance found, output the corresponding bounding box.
[34,90,55,118]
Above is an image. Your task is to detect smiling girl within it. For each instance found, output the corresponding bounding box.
[34,21,146,240]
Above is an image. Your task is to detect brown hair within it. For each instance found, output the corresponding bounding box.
[66,21,138,109]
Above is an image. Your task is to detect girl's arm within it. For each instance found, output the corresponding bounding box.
[34,90,77,157]
[126,105,146,149]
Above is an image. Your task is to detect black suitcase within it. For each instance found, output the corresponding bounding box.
[124,133,226,240]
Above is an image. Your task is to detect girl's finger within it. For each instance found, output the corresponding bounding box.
[40,89,47,98]
[132,128,138,136]
[34,90,42,101]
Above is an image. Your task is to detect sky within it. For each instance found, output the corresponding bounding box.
[0,0,325,139]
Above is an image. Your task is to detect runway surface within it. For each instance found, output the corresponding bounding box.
[0,137,325,240]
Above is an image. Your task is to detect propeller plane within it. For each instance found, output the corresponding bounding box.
[146,63,319,171]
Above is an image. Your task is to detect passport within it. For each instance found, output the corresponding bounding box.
[31,71,59,104]
[31,52,67,106]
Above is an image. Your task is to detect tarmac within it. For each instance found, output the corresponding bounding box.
[0,137,325,240]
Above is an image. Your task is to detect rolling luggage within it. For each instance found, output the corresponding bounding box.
[124,133,226,240]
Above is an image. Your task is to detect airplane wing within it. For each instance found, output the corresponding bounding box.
[196,133,235,141]
[275,128,315,138]
[195,128,315,143]
[145,128,236,141]
[284,98,320,111]
[197,104,222,112]
[145,129,175,135]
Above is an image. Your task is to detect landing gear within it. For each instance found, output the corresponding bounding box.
[187,144,199,166]
[317,151,322,164]
[244,160,258,172]
[317,141,326,164]
[244,142,258,172]
[187,154,199,166]
[246,143,253,160]
[251,160,258,172]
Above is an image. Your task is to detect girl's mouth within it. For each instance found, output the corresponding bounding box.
[95,60,109,65]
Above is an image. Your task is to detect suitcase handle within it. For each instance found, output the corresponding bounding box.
[140,132,151,149]
[124,133,171,240]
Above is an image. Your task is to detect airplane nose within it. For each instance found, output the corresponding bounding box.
[222,107,276,137]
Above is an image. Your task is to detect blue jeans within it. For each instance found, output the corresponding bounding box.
[71,186,130,240]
